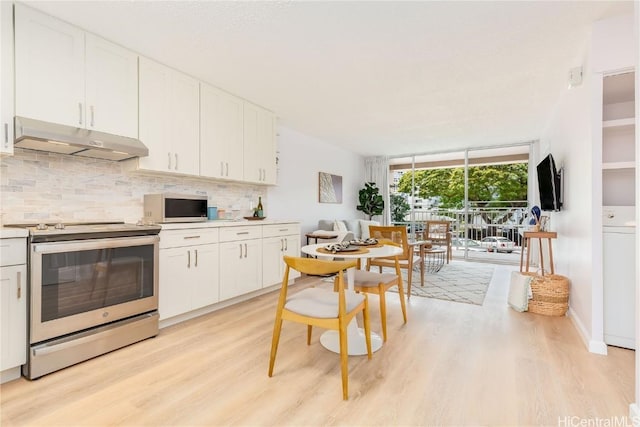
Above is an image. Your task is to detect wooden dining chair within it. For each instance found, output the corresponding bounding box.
[366,225,424,297]
[424,220,452,263]
[353,239,407,342]
[268,256,372,400]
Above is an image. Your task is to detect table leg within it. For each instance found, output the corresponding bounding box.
[519,237,526,272]
[538,238,545,276]
[547,238,555,275]
[319,265,383,355]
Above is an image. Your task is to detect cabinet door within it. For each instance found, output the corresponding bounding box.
[219,240,262,301]
[85,34,138,138]
[0,265,27,371]
[138,57,172,172]
[158,247,191,320]
[170,71,200,175]
[139,57,199,175]
[14,4,84,128]
[191,244,220,310]
[0,1,14,154]
[262,236,284,288]
[243,102,277,185]
[200,83,244,180]
[283,235,301,280]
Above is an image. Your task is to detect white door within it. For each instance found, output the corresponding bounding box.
[170,71,200,175]
[258,109,277,184]
[0,264,27,370]
[1,1,14,154]
[14,4,84,128]
[138,57,172,172]
[191,244,220,310]
[85,34,138,138]
[262,236,284,288]
[603,227,636,349]
[200,83,244,180]
[243,102,262,183]
[158,247,191,320]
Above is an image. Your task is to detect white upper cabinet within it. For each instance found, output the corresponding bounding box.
[200,83,244,180]
[0,1,14,154]
[14,4,138,138]
[243,101,277,185]
[138,57,199,175]
[84,34,138,137]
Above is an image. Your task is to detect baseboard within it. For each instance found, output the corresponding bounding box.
[567,306,608,355]
[629,403,640,426]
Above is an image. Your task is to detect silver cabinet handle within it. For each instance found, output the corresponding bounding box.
[90,105,95,127]
[236,232,249,235]
[194,249,198,267]
[239,244,243,259]
[168,152,172,169]
[220,161,224,176]
[4,122,8,145]
[280,239,284,251]
[17,271,22,299]
[78,103,83,125]
[187,250,191,268]
[226,162,229,176]
[244,243,248,258]
[183,235,201,240]
[174,153,178,170]
[284,239,288,251]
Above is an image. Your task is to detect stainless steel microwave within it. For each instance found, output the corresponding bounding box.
[143,193,208,223]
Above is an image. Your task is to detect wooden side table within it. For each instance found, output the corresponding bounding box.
[520,231,558,276]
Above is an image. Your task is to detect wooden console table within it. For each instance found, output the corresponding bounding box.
[520,231,558,276]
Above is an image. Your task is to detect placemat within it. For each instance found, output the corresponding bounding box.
[317,247,370,255]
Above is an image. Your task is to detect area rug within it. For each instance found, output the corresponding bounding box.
[385,261,495,305]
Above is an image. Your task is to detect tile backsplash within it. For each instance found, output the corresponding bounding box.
[0,149,265,224]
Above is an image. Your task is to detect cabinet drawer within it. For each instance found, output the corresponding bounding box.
[219,226,262,242]
[0,239,27,266]
[262,223,301,238]
[159,228,219,249]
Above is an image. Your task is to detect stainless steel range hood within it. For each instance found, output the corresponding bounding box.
[14,117,148,161]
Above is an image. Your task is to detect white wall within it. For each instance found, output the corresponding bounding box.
[541,49,598,351]
[267,126,365,242]
[540,13,636,355]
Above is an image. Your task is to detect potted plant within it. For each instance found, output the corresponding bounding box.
[390,193,410,223]
[357,182,384,220]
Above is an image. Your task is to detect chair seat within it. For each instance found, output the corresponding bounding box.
[285,288,365,318]
[353,270,397,287]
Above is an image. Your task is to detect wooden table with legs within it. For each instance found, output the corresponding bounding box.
[520,231,558,276]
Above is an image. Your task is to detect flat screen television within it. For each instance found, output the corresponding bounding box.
[536,153,562,211]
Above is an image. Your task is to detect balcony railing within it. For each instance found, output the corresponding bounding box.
[392,203,532,248]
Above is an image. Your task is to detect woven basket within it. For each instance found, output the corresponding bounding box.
[528,274,570,316]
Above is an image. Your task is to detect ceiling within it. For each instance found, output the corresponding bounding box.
[24,1,634,157]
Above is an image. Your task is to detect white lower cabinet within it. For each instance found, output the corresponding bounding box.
[159,228,219,320]
[0,238,27,379]
[262,224,301,287]
[158,222,300,323]
[219,226,263,301]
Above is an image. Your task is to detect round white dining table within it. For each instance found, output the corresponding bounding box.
[300,243,403,356]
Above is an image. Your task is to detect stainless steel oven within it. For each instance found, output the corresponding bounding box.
[10,222,161,379]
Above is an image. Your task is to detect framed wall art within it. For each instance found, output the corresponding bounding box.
[318,172,343,204]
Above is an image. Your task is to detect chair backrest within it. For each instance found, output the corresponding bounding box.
[368,225,410,259]
[283,256,356,277]
[425,220,450,240]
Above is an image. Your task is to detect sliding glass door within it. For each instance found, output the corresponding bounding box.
[388,143,531,264]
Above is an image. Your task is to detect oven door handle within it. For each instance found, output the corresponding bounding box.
[32,235,160,254]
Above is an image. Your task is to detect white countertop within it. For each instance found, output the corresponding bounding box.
[159,219,300,230]
[0,228,29,239]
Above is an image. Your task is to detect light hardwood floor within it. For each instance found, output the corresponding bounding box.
[1,264,634,426]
